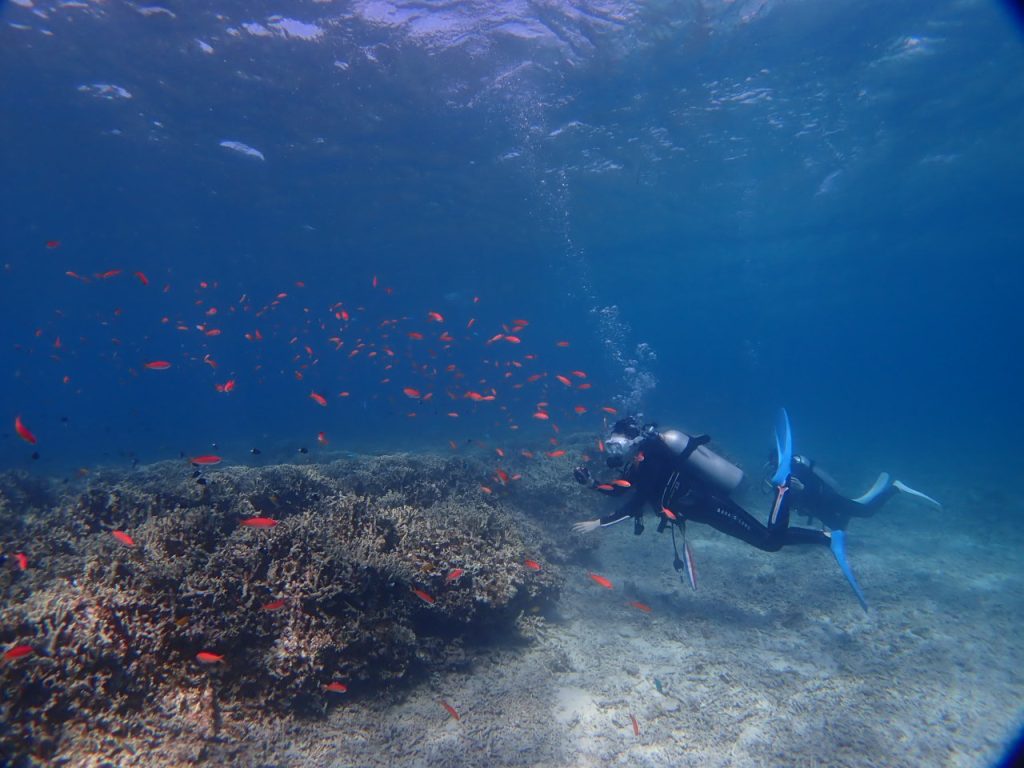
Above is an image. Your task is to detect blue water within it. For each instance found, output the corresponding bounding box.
[0,0,1022,759]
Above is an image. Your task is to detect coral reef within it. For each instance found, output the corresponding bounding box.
[0,451,584,766]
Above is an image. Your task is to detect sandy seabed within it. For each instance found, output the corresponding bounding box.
[242,473,1023,768]
[2,454,1021,767]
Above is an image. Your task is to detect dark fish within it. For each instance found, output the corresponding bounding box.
[250,448,262,455]
[196,477,207,486]
[298,447,308,454]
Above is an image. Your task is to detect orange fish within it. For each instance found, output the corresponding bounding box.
[630,713,640,737]
[504,335,521,344]
[427,311,444,323]
[14,552,28,571]
[532,411,549,420]
[3,644,34,661]
[261,598,287,611]
[480,485,493,494]
[112,530,136,547]
[571,370,587,378]
[661,506,677,521]
[601,406,618,414]
[612,479,631,488]
[324,681,348,693]
[407,331,424,340]
[241,517,279,528]
[195,651,224,664]
[403,387,421,399]
[144,361,172,370]
[190,455,222,465]
[446,568,465,582]
[14,416,36,445]
[412,587,435,604]
[555,340,570,347]
[596,484,614,491]
[309,392,328,407]
[98,269,122,279]
[440,700,461,721]
[588,572,613,589]
[627,601,652,613]
[555,375,572,387]
[574,406,587,414]
[317,431,329,446]
[45,240,60,249]
[523,559,541,571]
[547,450,566,458]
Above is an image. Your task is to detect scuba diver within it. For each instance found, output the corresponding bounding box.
[571,411,934,611]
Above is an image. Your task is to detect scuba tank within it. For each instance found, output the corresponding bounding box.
[660,429,744,494]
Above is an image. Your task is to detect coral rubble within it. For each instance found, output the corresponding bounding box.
[0,452,581,765]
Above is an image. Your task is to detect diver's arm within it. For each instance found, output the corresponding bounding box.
[573,465,631,497]
[572,493,644,533]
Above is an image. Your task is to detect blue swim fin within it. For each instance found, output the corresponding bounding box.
[829,530,868,613]
[771,408,793,487]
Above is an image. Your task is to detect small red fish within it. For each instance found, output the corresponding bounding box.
[547,450,566,458]
[480,485,493,494]
[446,568,465,582]
[596,483,614,491]
[144,361,172,370]
[555,340,570,347]
[412,588,435,604]
[440,700,460,721]
[661,506,677,521]
[111,530,135,547]
[427,311,444,323]
[14,416,37,445]
[588,572,613,589]
[14,552,28,571]
[574,406,587,414]
[134,271,149,285]
[532,411,549,420]
[317,431,329,446]
[601,406,618,414]
[190,455,222,466]
[407,331,424,340]
[523,559,541,571]
[98,269,122,279]
[324,681,348,693]
[195,651,224,664]
[261,598,287,611]
[403,387,421,399]
[630,713,639,737]
[504,335,521,343]
[571,370,587,378]
[627,601,652,613]
[241,517,279,528]
[309,392,328,407]
[3,644,34,661]
[555,374,572,387]
[45,240,60,249]
[611,479,631,488]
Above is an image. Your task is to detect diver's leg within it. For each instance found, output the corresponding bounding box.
[691,498,825,552]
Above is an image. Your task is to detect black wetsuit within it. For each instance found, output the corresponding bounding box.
[788,457,897,531]
[590,434,829,552]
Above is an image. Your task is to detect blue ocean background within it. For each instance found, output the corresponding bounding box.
[2,0,1022,488]
[1,1,1023,761]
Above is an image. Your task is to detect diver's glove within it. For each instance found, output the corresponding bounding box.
[573,466,594,487]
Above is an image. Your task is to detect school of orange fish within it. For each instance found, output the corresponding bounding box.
[6,245,653,735]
